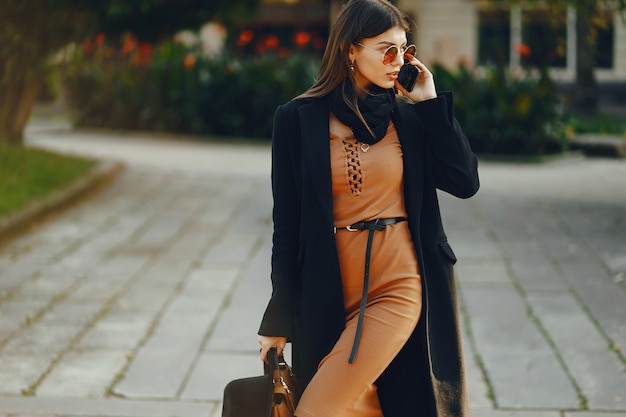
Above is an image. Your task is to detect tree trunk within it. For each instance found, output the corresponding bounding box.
[0,78,40,144]
[573,4,598,114]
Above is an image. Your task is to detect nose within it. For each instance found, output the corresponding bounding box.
[392,49,405,66]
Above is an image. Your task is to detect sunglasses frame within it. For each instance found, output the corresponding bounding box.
[357,43,416,65]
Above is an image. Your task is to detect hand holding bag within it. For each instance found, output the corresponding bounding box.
[222,347,299,417]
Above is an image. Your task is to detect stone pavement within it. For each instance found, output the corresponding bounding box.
[0,119,624,417]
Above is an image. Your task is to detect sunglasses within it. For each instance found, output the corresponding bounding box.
[357,43,416,65]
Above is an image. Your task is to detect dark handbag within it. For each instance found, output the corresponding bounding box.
[222,347,299,417]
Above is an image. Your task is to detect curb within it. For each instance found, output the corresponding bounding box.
[0,159,125,243]
[570,134,626,158]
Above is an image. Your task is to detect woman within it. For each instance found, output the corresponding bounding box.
[258,0,479,416]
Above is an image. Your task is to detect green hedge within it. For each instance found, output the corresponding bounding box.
[64,40,319,139]
[65,38,569,155]
[432,64,569,155]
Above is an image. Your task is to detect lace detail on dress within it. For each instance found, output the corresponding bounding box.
[342,137,364,197]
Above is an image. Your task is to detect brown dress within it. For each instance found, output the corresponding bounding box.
[294,119,423,417]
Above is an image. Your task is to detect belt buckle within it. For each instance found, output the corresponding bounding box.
[345,225,358,232]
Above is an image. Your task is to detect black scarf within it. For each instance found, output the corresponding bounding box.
[327,82,395,145]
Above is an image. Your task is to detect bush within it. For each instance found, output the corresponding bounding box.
[63,36,319,139]
[566,113,626,136]
[432,63,569,155]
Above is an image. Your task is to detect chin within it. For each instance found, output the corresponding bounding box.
[372,80,395,90]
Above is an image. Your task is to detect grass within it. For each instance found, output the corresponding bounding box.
[567,112,626,136]
[0,143,96,217]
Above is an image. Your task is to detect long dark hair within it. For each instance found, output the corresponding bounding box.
[298,0,410,127]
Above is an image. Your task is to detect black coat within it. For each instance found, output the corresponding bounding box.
[259,92,479,417]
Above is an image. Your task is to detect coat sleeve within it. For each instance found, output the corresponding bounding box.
[412,92,479,199]
[258,104,300,340]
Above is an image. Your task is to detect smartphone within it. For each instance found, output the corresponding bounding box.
[398,63,420,92]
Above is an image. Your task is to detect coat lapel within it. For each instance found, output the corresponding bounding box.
[298,100,334,226]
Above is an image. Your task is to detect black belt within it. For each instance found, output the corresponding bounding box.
[335,217,407,363]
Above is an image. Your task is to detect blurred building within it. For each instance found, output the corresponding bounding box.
[400,0,626,84]
[239,0,626,85]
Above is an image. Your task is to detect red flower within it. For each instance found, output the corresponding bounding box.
[82,38,94,53]
[514,43,531,57]
[95,33,106,46]
[121,34,138,55]
[183,53,197,69]
[136,43,152,64]
[265,35,279,49]
[294,32,311,48]
[237,30,254,47]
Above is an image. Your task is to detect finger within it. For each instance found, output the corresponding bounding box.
[258,337,269,361]
[259,344,271,363]
[408,59,432,79]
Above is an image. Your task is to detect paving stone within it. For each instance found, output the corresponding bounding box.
[75,314,153,350]
[112,306,214,399]
[202,233,261,265]
[557,258,626,357]
[20,274,80,297]
[0,351,57,395]
[40,301,103,325]
[157,231,213,261]
[0,297,52,327]
[204,240,271,352]
[535,228,587,262]
[132,216,190,249]
[0,326,18,346]
[460,283,580,408]
[87,256,148,281]
[0,397,214,417]
[565,413,626,417]
[507,254,569,293]
[168,293,218,328]
[36,349,128,398]
[0,235,64,261]
[112,344,199,399]
[110,286,173,314]
[2,321,82,353]
[529,293,626,410]
[192,206,237,228]
[128,259,193,289]
[456,261,511,285]
[0,260,44,293]
[473,411,561,417]
[183,266,239,293]
[66,278,128,304]
[204,303,264,353]
[180,352,261,401]
[460,318,493,409]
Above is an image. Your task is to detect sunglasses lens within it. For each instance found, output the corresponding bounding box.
[383,46,398,65]
[404,45,416,60]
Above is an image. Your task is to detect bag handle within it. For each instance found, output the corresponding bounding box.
[264,346,285,374]
[268,346,280,371]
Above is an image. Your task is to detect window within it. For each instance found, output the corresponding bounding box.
[477,5,615,71]
[593,10,615,69]
[521,8,567,68]
[478,9,510,66]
